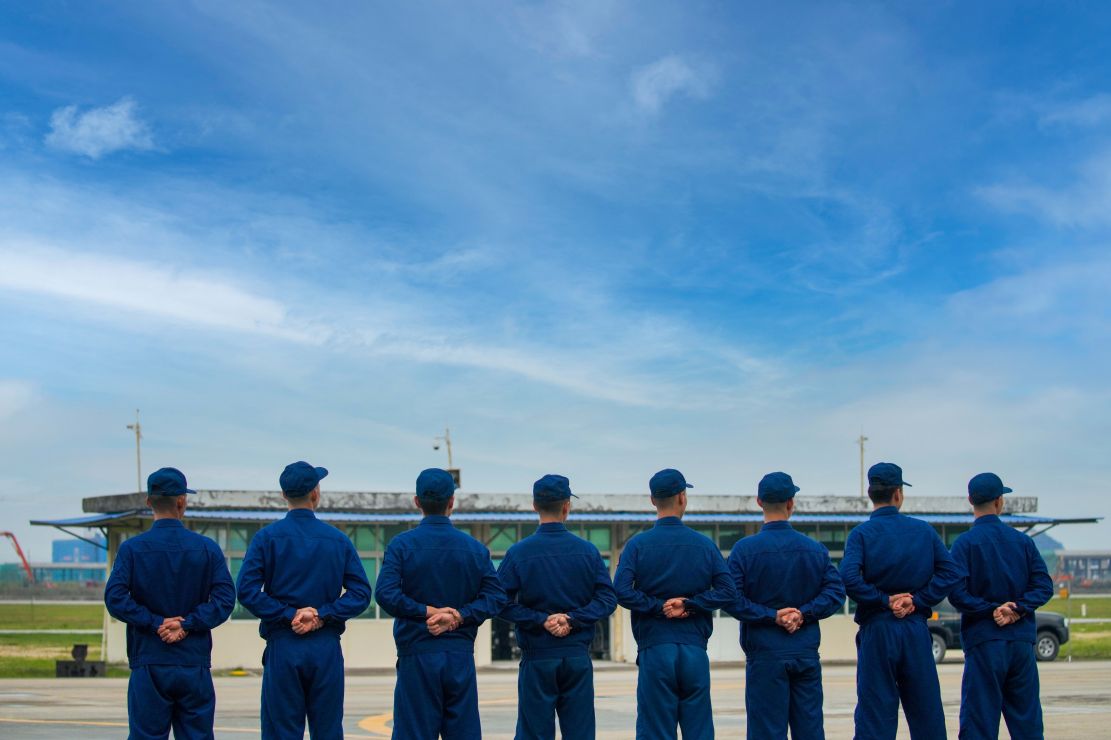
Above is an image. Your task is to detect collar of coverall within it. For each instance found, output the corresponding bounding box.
[869,505,899,519]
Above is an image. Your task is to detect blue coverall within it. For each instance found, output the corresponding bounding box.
[236,509,372,740]
[949,514,1053,740]
[104,519,235,740]
[374,514,508,740]
[726,521,846,740]
[497,521,618,740]
[840,506,964,740]
[614,516,738,740]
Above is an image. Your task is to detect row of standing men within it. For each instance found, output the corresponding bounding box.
[105,461,1053,739]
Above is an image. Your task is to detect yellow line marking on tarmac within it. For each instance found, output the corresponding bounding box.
[358,711,393,736]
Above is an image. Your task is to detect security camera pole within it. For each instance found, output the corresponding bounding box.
[433,427,461,487]
[126,409,143,494]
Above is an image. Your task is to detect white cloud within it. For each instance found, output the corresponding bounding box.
[0,242,315,342]
[976,149,1111,228]
[630,55,711,114]
[45,97,155,159]
[0,380,35,421]
[1039,93,1111,129]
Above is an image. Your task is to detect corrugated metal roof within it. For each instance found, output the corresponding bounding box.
[32,509,1093,527]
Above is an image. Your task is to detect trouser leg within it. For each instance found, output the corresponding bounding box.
[165,665,216,740]
[516,658,559,740]
[787,657,825,740]
[676,644,714,740]
[261,640,309,740]
[744,659,789,740]
[853,622,900,740]
[305,637,345,740]
[555,655,596,740]
[959,642,1003,740]
[392,653,444,740]
[896,621,947,740]
[1001,641,1043,740]
[440,652,481,740]
[636,645,680,740]
[127,665,173,740]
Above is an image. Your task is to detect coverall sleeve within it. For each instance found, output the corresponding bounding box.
[798,557,846,623]
[839,529,889,608]
[374,541,427,620]
[104,544,164,632]
[912,533,965,613]
[181,544,236,632]
[317,540,373,622]
[946,538,996,618]
[684,547,738,614]
[723,549,776,623]
[614,541,665,617]
[457,553,508,626]
[497,554,549,627]
[236,534,296,623]
[567,550,618,629]
[1015,538,1054,617]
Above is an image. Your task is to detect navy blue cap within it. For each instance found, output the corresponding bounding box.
[533,474,578,503]
[416,468,457,501]
[758,472,800,503]
[868,462,912,488]
[147,467,195,496]
[968,472,1013,505]
[279,461,328,497]
[649,468,693,499]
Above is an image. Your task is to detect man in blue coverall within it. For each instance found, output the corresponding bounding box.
[104,467,235,740]
[375,467,508,740]
[949,473,1053,740]
[726,472,845,740]
[614,468,737,740]
[236,461,372,740]
[498,474,618,740]
[840,462,964,740]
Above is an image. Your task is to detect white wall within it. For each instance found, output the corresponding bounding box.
[105,617,493,670]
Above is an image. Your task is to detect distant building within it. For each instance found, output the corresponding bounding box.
[1053,550,1111,591]
[0,561,106,585]
[52,536,107,564]
[32,487,1098,669]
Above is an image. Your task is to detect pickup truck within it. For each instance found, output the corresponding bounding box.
[928,599,1069,663]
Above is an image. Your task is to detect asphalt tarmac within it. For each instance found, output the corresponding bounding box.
[2,660,1109,738]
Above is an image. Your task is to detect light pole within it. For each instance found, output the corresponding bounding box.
[856,431,868,498]
[433,428,461,487]
[126,409,142,494]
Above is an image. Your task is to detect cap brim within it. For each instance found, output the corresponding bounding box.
[315,467,329,480]
[185,488,196,494]
[902,481,913,487]
[685,483,694,488]
[1001,486,1013,494]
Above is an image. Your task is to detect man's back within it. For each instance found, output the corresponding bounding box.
[615,517,735,650]
[840,505,961,624]
[499,523,615,657]
[105,519,234,668]
[950,515,1053,648]
[728,522,844,658]
[375,515,506,654]
[237,509,371,639]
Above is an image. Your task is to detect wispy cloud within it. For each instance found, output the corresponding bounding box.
[630,55,711,114]
[45,97,155,159]
[976,149,1111,228]
[1038,92,1111,129]
[0,242,314,341]
[0,379,35,421]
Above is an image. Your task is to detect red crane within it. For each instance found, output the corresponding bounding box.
[1,531,35,584]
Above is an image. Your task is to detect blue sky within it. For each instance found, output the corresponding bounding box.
[2,1,1110,559]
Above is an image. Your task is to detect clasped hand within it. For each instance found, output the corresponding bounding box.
[426,606,463,636]
[889,593,916,619]
[292,607,324,635]
[157,616,188,644]
[993,601,1020,626]
[663,597,690,619]
[545,613,571,638]
[776,607,803,634]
